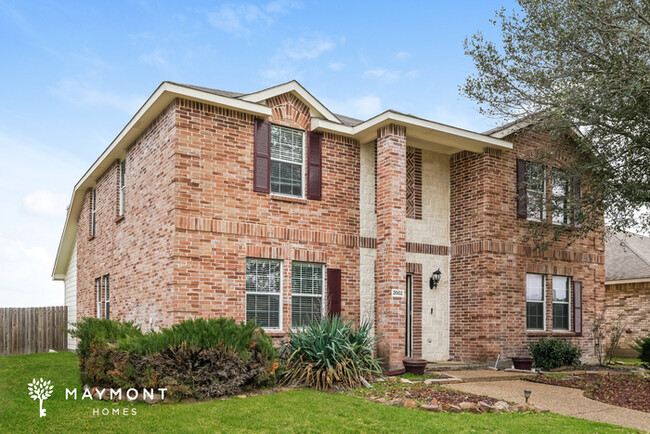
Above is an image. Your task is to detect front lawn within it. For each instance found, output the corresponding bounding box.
[0,352,632,433]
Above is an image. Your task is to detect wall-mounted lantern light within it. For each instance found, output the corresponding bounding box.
[429,269,442,289]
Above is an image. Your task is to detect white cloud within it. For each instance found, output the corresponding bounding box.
[207,1,301,36]
[140,49,169,67]
[261,35,339,81]
[50,78,145,114]
[396,51,410,61]
[363,69,419,81]
[324,94,382,119]
[23,191,68,218]
[329,62,345,71]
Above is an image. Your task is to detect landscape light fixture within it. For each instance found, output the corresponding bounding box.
[524,390,531,403]
[429,269,442,289]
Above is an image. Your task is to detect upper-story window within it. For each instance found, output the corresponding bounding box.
[552,170,571,225]
[526,162,546,221]
[90,189,96,236]
[270,125,304,197]
[118,160,126,216]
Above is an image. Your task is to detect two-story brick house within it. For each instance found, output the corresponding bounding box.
[53,81,604,370]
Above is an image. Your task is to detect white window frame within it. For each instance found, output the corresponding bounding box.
[103,275,110,320]
[291,262,326,329]
[526,273,546,331]
[90,189,96,236]
[552,275,571,331]
[95,278,102,319]
[526,163,546,222]
[552,170,570,225]
[119,160,126,216]
[245,258,283,330]
[269,125,305,199]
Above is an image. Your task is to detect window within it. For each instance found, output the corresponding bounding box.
[552,170,570,225]
[291,262,324,327]
[95,278,102,318]
[96,275,110,319]
[103,275,110,320]
[526,274,545,330]
[270,125,304,197]
[245,259,282,329]
[553,276,570,330]
[90,189,96,236]
[526,162,546,221]
[119,160,126,216]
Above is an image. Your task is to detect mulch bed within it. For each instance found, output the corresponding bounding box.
[528,372,650,413]
[354,382,499,406]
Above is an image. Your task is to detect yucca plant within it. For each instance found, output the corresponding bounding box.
[283,316,381,390]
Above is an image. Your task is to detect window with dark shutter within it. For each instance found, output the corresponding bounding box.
[253,119,271,193]
[307,131,322,200]
[327,268,341,318]
[572,176,582,227]
[573,281,582,336]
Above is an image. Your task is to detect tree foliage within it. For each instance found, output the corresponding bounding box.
[462,0,650,242]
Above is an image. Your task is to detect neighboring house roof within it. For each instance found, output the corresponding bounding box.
[52,80,513,279]
[605,231,650,283]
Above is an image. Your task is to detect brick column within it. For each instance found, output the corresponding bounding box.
[375,124,407,370]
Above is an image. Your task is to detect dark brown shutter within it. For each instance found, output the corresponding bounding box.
[516,159,527,219]
[253,119,271,193]
[572,176,582,227]
[307,131,322,200]
[573,281,582,336]
[327,268,341,318]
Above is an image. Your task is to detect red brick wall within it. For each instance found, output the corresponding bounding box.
[170,94,361,337]
[75,103,177,329]
[375,124,407,370]
[605,282,650,353]
[449,127,605,362]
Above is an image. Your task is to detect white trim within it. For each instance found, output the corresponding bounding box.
[605,278,650,285]
[241,81,340,123]
[52,82,272,279]
[526,273,546,331]
[312,111,512,152]
[552,275,571,331]
[245,258,283,331]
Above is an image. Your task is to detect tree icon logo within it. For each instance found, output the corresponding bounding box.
[28,378,53,417]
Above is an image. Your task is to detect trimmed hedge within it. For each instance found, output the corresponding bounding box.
[529,338,581,370]
[70,318,276,399]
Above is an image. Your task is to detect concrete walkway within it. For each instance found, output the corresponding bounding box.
[448,378,650,431]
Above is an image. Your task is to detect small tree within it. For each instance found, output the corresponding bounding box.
[28,378,53,417]
[592,312,626,366]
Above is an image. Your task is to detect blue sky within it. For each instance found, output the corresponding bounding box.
[0,0,518,306]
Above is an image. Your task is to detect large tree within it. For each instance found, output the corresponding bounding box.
[462,0,650,245]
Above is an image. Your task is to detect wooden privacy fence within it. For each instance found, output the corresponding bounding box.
[1,306,68,356]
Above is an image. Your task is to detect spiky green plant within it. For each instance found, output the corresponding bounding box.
[283,316,381,390]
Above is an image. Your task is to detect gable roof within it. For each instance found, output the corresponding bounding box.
[605,231,650,283]
[52,80,512,279]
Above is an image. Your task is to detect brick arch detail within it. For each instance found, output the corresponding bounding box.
[266,93,312,130]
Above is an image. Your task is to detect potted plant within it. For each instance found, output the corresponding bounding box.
[402,358,427,375]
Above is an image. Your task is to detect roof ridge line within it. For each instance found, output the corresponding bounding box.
[615,232,650,270]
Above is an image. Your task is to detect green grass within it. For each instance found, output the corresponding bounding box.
[394,372,447,381]
[610,357,644,366]
[0,352,633,433]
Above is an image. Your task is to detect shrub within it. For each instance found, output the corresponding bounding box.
[632,336,650,363]
[529,338,581,371]
[283,316,381,390]
[70,317,276,399]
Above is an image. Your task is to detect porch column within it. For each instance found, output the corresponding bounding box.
[375,124,407,371]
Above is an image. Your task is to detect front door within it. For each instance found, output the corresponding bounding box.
[405,274,413,358]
